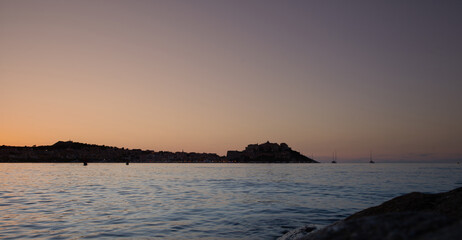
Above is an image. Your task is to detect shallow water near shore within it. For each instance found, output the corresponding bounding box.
[1,163,461,239]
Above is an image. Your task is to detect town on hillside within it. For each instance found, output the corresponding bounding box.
[0,141,318,163]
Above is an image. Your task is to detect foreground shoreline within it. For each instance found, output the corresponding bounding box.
[279,187,462,240]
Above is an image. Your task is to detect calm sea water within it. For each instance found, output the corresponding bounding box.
[1,163,461,240]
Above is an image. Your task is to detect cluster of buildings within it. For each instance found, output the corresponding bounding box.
[227,141,317,163]
[0,141,317,163]
[0,141,224,163]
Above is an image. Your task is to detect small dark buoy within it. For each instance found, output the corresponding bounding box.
[83,162,87,166]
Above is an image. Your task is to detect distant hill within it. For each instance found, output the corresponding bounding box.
[48,141,107,150]
[0,141,222,163]
[0,141,317,163]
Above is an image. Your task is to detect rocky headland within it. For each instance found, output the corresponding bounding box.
[279,187,462,240]
[0,141,317,163]
[227,141,317,163]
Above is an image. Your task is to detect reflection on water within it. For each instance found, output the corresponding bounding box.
[0,163,461,239]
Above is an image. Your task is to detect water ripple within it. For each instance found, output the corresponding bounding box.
[0,163,460,239]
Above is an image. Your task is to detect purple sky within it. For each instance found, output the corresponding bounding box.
[1,0,461,162]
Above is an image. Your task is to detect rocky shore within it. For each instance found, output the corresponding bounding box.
[279,187,462,240]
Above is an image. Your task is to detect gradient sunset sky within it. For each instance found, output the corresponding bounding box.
[1,1,461,162]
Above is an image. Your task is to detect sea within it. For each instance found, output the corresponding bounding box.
[1,163,461,240]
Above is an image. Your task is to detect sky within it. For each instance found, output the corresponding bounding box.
[1,0,461,162]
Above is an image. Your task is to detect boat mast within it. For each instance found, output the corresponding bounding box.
[332,151,337,163]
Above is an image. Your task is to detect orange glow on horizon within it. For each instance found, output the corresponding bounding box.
[1,1,461,162]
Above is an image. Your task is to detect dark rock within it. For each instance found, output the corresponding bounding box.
[301,212,460,240]
[346,187,462,220]
[279,187,462,240]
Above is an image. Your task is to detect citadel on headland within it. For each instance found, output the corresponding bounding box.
[227,141,317,163]
[0,141,318,163]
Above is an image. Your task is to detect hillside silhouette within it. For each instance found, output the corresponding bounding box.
[0,141,318,163]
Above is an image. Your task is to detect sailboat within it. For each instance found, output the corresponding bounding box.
[332,151,337,163]
[369,152,375,163]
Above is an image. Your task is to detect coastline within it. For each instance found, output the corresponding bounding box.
[0,141,318,163]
